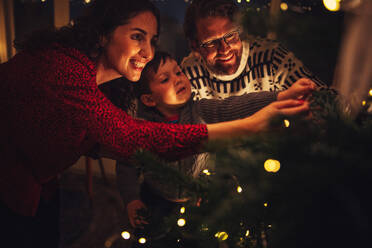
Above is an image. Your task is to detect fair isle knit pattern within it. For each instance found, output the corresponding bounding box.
[181,38,325,100]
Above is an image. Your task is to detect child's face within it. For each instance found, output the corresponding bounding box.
[143,58,192,116]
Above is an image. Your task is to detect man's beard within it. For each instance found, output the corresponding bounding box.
[208,50,242,76]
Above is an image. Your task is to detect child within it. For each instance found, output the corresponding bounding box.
[117,51,315,232]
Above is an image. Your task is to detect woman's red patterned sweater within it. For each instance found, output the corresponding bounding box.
[0,44,208,216]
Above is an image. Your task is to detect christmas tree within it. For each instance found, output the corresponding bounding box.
[120,88,372,248]
[115,1,372,247]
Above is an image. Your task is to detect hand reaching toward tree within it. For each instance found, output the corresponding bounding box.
[247,99,309,132]
[277,78,316,101]
[207,99,309,140]
[126,199,148,228]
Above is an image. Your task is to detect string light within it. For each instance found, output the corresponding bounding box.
[362,100,366,106]
[284,119,290,128]
[245,230,250,237]
[177,218,186,227]
[104,240,112,247]
[201,224,209,231]
[121,231,131,240]
[369,89,372,96]
[264,202,268,207]
[84,0,91,3]
[138,237,146,244]
[237,186,243,193]
[180,207,185,214]
[264,159,281,173]
[323,0,341,12]
[280,2,289,11]
[202,169,211,175]
[215,231,229,241]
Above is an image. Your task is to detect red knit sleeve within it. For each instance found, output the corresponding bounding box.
[53,47,208,160]
[85,90,208,160]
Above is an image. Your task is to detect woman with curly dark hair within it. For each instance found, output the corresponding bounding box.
[0,0,309,246]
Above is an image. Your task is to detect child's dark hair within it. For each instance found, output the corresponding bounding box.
[134,51,173,98]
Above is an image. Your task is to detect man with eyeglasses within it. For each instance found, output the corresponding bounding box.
[181,0,326,100]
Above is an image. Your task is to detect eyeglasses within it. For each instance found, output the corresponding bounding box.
[199,29,241,49]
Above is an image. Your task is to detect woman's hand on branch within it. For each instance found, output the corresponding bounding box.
[248,99,309,132]
[207,99,308,140]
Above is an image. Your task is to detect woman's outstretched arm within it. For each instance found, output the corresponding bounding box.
[207,99,308,140]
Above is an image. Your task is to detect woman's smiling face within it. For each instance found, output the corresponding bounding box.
[98,11,158,83]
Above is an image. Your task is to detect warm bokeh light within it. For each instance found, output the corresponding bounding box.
[245,230,250,237]
[369,88,372,96]
[104,240,112,248]
[202,169,211,175]
[215,231,229,241]
[177,218,186,227]
[237,186,243,193]
[180,207,185,214]
[264,159,281,173]
[280,2,288,11]
[362,100,366,106]
[323,0,341,12]
[138,237,146,244]
[121,231,130,240]
[201,225,209,231]
[84,0,91,3]
[264,202,268,207]
[284,119,290,128]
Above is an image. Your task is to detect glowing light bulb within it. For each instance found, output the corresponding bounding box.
[202,169,211,175]
[264,202,268,207]
[84,0,91,3]
[245,230,250,237]
[180,207,185,214]
[177,218,186,227]
[237,186,243,193]
[237,0,241,3]
[121,231,131,240]
[264,159,281,173]
[362,100,366,106]
[323,0,341,12]
[104,240,112,248]
[280,2,288,11]
[369,89,372,96]
[284,119,290,128]
[138,237,146,244]
[215,231,229,241]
